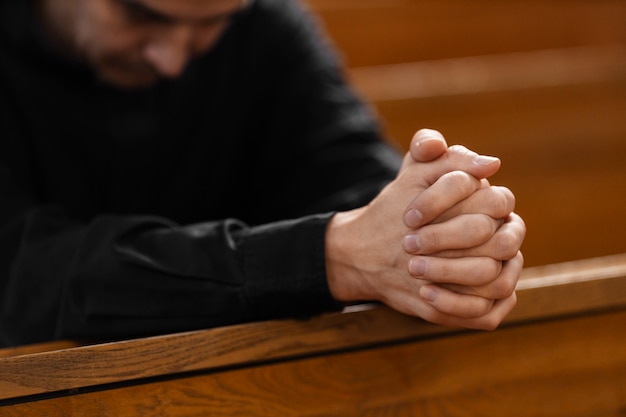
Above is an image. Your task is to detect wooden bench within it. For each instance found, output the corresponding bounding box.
[306,0,626,66]
[1,253,626,416]
[306,0,626,268]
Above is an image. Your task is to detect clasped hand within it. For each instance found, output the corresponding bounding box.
[326,129,526,330]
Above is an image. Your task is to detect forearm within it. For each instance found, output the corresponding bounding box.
[1,208,342,346]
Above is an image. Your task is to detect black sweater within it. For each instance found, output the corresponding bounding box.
[0,0,401,346]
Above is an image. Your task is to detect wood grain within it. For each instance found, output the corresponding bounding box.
[1,254,625,407]
[2,309,625,416]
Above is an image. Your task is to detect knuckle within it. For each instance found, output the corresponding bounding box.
[494,229,521,260]
[480,214,499,240]
[437,260,454,281]
[500,186,515,207]
[448,144,474,158]
[443,170,478,195]
[490,258,504,279]
[512,213,528,240]
[465,215,496,244]
[478,292,517,331]
[492,270,517,298]
[492,186,516,217]
[418,228,440,253]
[475,298,495,318]
[474,258,502,285]
[481,316,501,331]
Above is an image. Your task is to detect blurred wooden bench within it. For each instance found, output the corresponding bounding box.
[306,0,626,66]
[1,253,625,416]
[306,0,626,267]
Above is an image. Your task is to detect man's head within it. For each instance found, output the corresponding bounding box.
[38,0,250,88]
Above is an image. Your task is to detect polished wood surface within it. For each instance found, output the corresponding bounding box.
[1,254,626,416]
[3,311,625,417]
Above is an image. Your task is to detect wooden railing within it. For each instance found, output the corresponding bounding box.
[1,254,625,416]
[306,0,626,268]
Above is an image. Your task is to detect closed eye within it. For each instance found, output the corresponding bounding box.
[117,0,173,25]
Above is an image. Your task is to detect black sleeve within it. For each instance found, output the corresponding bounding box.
[1,205,339,346]
[0,143,344,346]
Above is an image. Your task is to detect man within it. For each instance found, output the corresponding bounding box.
[0,0,525,347]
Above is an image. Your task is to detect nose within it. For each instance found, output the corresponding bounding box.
[142,25,194,79]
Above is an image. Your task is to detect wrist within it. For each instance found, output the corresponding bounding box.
[324,208,371,303]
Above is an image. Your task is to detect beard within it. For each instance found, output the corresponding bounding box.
[92,55,162,89]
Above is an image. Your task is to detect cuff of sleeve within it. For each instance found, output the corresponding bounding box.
[241,212,344,320]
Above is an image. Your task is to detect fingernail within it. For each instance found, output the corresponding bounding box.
[409,258,426,276]
[415,128,443,141]
[473,155,499,166]
[402,234,420,253]
[404,209,423,228]
[420,285,438,302]
[414,136,442,148]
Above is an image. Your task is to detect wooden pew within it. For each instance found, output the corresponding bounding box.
[305,0,626,268]
[1,253,626,416]
[306,0,626,66]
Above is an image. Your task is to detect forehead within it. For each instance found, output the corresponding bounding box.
[122,0,249,20]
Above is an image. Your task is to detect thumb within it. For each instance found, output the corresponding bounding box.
[410,145,501,187]
[410,129,448,162]
[409,129,501,181]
